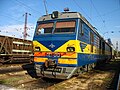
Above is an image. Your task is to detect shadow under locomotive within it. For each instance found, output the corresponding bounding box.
[22,63,63,89]
[22,63,38,78]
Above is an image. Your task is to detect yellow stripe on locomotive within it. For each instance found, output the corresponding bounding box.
[33,40,79,65]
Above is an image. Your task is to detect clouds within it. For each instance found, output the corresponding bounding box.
[0,1,39,40]
[0,23,35,40]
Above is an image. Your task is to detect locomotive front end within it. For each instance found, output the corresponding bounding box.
[33,12,80,79]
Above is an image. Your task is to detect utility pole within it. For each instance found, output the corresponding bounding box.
[43,0,48,15]
[23,12,31,39]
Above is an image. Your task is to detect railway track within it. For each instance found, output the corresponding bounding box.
[0,65,23,74]
[0,63,62,89]
[47,60,120,90]
[0,63,34,74]
[0,59,120,90]
[0,71,62,90]
[117,74,120,90]
[106,59,120,90]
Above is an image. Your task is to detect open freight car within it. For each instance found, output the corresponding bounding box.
[0,35,33,63]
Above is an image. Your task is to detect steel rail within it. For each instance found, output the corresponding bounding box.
[116,73,120,90]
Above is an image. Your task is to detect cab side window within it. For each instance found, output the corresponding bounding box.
[79,20,90,44]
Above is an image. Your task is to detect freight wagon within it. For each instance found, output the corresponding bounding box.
[0,35,33,63]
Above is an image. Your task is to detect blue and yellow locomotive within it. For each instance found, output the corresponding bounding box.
[33,11,112,79]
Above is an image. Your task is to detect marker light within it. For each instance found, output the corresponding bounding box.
[35,47,41,51]
[66,47,75,52]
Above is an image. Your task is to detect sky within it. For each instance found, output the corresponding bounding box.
[0,0,120,50]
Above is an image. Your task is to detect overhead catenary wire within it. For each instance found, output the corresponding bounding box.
[0,12,34,38]
[0,14,25,35]
[0,13,24,24]
[45,0,61,12]
[72,0,100,30]
[90,0,105,25]
[95,8,120,18]
[13,0,44,20]
[1,1,119,39]
[0,1,36,26]
[15,0,42,15]
[72,0,92,21]
[72,0,104,35]
[0,13,34,31]
[0,0,36,30]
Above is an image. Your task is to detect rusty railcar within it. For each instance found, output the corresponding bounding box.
[0,35,33,63]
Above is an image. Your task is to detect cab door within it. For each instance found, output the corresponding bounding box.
[90,32,94,53]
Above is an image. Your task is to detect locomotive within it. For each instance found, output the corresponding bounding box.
[33,11,112,79]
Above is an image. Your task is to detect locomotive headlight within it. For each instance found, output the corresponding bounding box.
[35,47,41,51]
[66,47,75,52]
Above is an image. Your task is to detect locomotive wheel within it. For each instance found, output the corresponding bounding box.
[87,64,92,71]
[82,65,88,72]
[83,63,96,72]
[91,63,96,69]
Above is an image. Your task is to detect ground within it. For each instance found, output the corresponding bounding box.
[0,59,120,90]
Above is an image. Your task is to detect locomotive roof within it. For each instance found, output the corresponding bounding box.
[38,11,102,39]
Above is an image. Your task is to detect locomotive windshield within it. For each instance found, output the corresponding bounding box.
[36,22,54,35]
[36,20,76,35]
[54,21,75,33]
